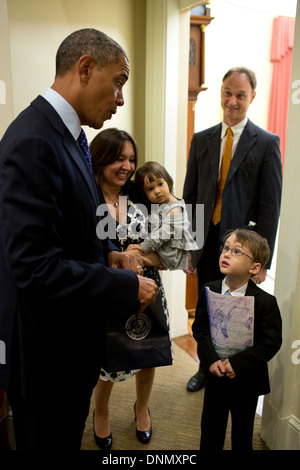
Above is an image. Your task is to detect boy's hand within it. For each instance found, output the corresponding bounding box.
[209,360,226,377]
[208,359,236,379]
[223,358,236,379]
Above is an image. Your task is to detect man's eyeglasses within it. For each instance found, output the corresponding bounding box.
[221,245,255,261]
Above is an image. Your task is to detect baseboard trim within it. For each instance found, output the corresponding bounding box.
[287,415,300,449]
[261,398,300,450]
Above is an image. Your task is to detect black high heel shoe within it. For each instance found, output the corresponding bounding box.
[134,401,152,444]
[93,410,112,450]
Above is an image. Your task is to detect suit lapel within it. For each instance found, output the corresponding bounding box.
[31,96,100,208]
[207,279,223,293]
[209,278,259,297]
[226,120,258,184]
[62,133,101,208]
[207,124,222,182]
[245,278,260,297]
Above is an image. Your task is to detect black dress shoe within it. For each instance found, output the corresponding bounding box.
[136,426,152,444]
[93,410,112,450]
[187,368,205,392]
[134,402,152,444]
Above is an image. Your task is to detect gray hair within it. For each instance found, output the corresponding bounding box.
[55,28,127,77]
[222,66,257,93]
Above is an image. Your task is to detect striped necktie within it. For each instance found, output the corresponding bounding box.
[212,127,233,225]
[78,129,92,171]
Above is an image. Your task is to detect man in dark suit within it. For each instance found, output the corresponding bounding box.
[183,66,282,391]
[0,28,158,449]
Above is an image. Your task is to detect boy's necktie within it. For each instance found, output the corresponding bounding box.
[212,127,233,225]
[78,128,92,171]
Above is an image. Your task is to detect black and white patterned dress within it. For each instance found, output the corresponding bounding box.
[100,198,172,382]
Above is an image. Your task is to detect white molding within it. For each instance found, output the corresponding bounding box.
[145,0,167,164]
[261,398,300,450]
[288,415,300,450]
[261,4,300,451]
[145,0,190,337]
[179,0,207,12]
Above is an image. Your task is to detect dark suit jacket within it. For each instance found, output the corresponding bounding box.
[183,120,282,268]
[192,279,282,396]
[0,96,139,399]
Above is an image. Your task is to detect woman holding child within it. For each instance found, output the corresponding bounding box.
[90,128,171,450]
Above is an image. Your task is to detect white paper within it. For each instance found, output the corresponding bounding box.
[205,287,254,360]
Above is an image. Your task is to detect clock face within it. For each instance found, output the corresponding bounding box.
[188,15,213,100]
[189,25,201,91]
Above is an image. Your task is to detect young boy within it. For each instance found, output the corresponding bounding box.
[192,229,282,450]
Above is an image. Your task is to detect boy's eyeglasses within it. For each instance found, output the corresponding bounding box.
[221,245,255,261]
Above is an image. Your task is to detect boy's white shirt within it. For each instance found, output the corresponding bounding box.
[222,277,248,296]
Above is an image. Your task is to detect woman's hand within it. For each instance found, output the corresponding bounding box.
[183,252,194,276]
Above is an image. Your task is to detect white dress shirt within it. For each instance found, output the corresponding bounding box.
[218,117,248,173]
[221,277,248,296]
[43,88,81,140]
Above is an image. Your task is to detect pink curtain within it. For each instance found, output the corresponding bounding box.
[268,16,295,169]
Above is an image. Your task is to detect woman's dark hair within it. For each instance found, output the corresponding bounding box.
[90,128,138,194]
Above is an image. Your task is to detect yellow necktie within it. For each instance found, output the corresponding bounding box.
[212,127,233,225]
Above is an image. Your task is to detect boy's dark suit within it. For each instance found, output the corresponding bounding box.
[192,279,282,450]
[0,96,139,447]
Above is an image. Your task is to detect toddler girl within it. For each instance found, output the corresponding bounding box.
[127,161,198,270]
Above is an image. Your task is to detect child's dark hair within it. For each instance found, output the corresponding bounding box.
[135,161,173,195]
[223,229,270,268]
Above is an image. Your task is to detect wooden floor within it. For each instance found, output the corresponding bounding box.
[173,315,199,363]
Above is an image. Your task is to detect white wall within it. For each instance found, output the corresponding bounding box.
[192,0,297,298]
[194,0,298,133]
[144,0,192,338]
[7,0,136,143]
[261,3,300,448]
[192,0,300,449]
